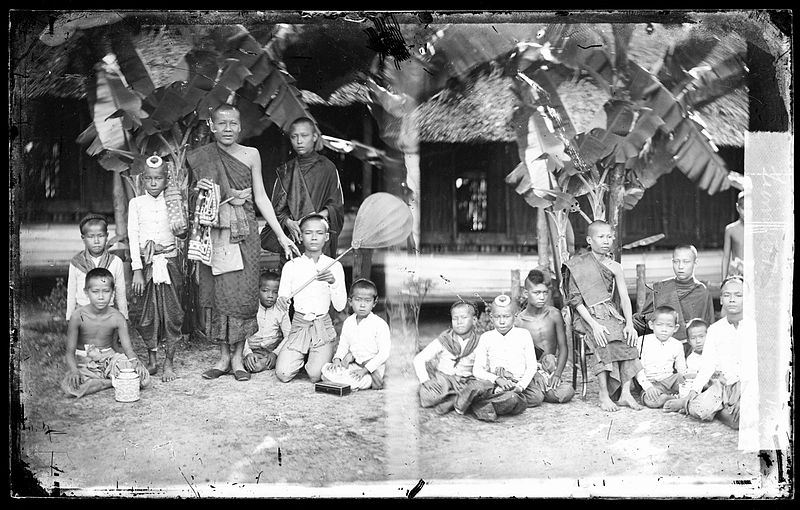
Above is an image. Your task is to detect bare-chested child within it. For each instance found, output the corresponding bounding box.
[563,220,642,412]
[61,268,150,398]
[722,191,744,280]
[515,269,575,404]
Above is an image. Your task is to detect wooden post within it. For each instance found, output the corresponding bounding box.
[636,263,647,312]
[353,248,374,283]
[362,113,373,201]
[510,269,521,305]
[536,207,551,271]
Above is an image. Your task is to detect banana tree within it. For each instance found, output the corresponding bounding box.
[70,22,318,246]
[505,23,745,270]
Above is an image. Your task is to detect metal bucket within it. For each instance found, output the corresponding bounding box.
[112,368,140,402]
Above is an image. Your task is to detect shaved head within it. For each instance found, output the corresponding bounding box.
[673,244,698,260]
[587,220,612,236]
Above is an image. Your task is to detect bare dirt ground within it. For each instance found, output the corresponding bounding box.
[14,301,765,498]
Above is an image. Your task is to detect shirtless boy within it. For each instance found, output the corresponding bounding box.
[722,191,744,280]
[61,268,150,398]
[515,269,575,404]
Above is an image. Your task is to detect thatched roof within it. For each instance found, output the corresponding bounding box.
[21,34,87,100]
[20,21,748,147]
[313,23,748,147]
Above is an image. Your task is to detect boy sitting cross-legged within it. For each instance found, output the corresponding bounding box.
[61,268,150,398]
[633,305,688,408]
[515,269,575,404]
[242,271,291,375]
[454,295,543,422]
[413,300,481,415]
[320,278,391,390]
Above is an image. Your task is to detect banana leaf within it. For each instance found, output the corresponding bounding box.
[91,68,127,152]
[109,27,154,97]
[505,162,553,208]
[612,108,665,166]
[656,29,720,92]
[622,184,645,211]
[677,54,748,110]
[604,99,635,136]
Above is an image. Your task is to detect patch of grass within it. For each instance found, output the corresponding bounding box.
[35,278,68,329]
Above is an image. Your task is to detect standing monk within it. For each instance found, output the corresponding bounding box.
[271,117,344,260]
[187,104,299,381]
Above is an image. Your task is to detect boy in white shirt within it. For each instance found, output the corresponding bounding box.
[66,213,128,323]
[274,213,347,383]
[684,318,708,377]
[634,306,687,408]
[414,300,481,415]
[128,155,185,382]
[454,295,542,422]
[242,271,291,375]
[321,279,391,390]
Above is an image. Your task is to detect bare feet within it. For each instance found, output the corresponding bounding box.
[663,396,688,413]
[599,394,619,412]
[147,351,158,375]
[617,392,643,410]
[161,360,177,382]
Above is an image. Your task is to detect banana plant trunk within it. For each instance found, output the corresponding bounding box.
[606,163,626,263]
[111,171,128,246]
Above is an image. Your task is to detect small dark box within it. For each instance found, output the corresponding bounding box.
[315,381,352,396]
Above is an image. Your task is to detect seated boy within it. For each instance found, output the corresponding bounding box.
[61,268,150,398]
[664,276,748,430]
[274,213,347,383]
[515,269,575,404]
[454,295,542,422]
[413,300,481,415]
[242,271,291,374]
[66,213,128,322]
[684,318,708,378]
[633,306,687,408]
[563,220,642,412]
[632,244,715,357]
[321,278,391,390]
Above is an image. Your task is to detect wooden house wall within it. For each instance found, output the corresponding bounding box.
[21,98,114,222]
[424,142,741,253]
[248,104,382,215]
[420,142,537,252]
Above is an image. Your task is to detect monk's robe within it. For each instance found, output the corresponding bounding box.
[633,277,715,340]
[186,143,260,344]
[563,252,642,398]
[272,151,344,258]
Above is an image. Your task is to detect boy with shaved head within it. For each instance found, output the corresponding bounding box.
[454,295,542,421]
[633,244,715,357]
[563,220,642,412]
